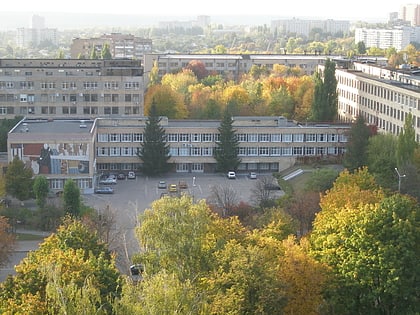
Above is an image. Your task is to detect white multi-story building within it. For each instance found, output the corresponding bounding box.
[271,18,350,37]
[354,27,412,51]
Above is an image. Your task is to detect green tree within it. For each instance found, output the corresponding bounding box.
[33,175,49,209]
[397,112,417,169]
[138,103,171,176]
[311,172,419,314]
[343,115,372,171]
[101,43,112,59]
[304,167,339,192]
[148,60,160,88]
[0,216,15,266]
[0,117,22,152]
[356,41,366,54]
[366,134,398,189]
[90,47,98,59]
[63,179,81,216]
[311,58,338,121]
[214,109,241,173]
[5,156,33,201]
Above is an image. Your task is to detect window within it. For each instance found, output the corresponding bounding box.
[305,134,316,142]
[259,147,269,156]
[237,134,247,142]
[110,147,120,156]
[259,134,270,142]
[282,134,292,142]
[133,133,143,142]
[293,147,303,155]
[98,134,109,142]
[121,134,132,142]
[121,147,132,156]
[282,147,292,156]
[109,134,120,142]
[248,134,258,142]
[202,147,213,156]
[167,134,178,142]
[238,147,247,156]
[271,134,281,142]
[97,147,108,156]
[271,147,282,156]
[248,147,258,156]
[191,147,201,156]
[191,133,201,142]
[293,134,304,142]
[50,179,63,190]
[201,134,212,142]
[179,134,189,142]
[169,147,178,156]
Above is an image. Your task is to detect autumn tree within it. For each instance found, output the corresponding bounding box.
[311,58,338,122]
[185,60,208,80]
[311,169,419,314]
[144,84,187,119]
[0,217,121,314]
[5,156,33,201]
[137,103,171,176]
[214,109,241,173]
[147,60,160,88]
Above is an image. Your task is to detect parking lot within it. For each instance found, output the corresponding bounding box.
[82,172,277,272]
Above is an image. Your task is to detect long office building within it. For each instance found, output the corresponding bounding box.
[334,61,420,142]
[0,59,145,119]
[8,116,349,194]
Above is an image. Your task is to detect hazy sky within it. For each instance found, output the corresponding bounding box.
[1,0,413,20]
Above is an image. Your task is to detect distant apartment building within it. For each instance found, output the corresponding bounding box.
[16,15,57,48]
[0,59,144,119]
[143,53,328,84]
[354,27,413,51]
[158,15,211,30]
[332,61,420,142]
[70,33,152,59]
[270,18,350,37]
[399,3,420,26]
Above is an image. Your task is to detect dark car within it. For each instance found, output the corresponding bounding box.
[95,186,114,194]
[117,173,126,180]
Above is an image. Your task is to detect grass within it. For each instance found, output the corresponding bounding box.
[15,233,47,241]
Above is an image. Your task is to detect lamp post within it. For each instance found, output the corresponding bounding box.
[395,167,406,192]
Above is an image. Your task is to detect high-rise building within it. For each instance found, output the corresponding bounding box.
[399,4,420,26]
[16,15,57,48]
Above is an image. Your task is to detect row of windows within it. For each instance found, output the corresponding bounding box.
[50,178,92,190]
[96,146,344,157]
[0,105,141,116]
[98,133,347,143]
[0,93,141,104]
[0,81,141,90]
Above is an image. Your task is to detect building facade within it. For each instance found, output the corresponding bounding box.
[0,59,144,119]
[334,62,420,142]
[270,18,350,37]
[70,34,152,59]
[8,116,349,193]
[354,27,412,51]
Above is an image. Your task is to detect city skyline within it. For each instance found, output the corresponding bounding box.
[1,1,415,23]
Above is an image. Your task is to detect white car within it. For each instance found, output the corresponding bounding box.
[249,172,257,179]
[127,171,136,179]
[99,177,117,185]
[227,171,236,179]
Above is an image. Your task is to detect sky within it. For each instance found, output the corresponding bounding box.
[0,0,414,20]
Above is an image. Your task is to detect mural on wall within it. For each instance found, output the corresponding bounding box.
[16,142,90,175]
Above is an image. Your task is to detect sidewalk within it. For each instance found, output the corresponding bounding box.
[0,229,50,282]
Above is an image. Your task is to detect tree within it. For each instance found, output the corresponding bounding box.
[304,168,339,192]
[397,112,417,169]
[366,134,398,189]
[356,41,366,54]
[63,179,81,216]
[137,103,171,176]
[0,216,15,266]
[185,60,208,80]
[144,84,188,119]
[343,115,372,171]
[311,58,338,121]
[214,110,241,173]
[0,217,121,314]
[147,60,160,88]
[311,192,420,315]
[5,156,33,201]
[33,175,49,209]
[101,43,112,59]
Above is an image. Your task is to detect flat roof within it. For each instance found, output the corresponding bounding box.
[9,118,95,134]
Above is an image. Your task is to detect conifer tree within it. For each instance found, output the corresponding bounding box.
[138,102,171,175]
[214,109,241,173]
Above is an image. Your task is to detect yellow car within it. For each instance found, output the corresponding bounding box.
[169,184,178,193]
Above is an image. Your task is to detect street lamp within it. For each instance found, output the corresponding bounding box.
[395,167,406,192]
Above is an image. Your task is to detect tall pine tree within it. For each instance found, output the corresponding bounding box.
[343,115,371,171]
[138,102,171,176]
[214,109,241,173]
[311,58,338,122]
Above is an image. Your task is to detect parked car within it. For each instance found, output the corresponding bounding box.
[95,186,114,194]
[178,180,188,189]
[169,184,178,192]
[227,171,236,179]
[117,173,126,180]
[99,177,117,185]
[249,172,257,179]
[158,180,167,189]
[127,171,136,179]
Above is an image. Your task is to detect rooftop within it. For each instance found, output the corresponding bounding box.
[9,118,95,134]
